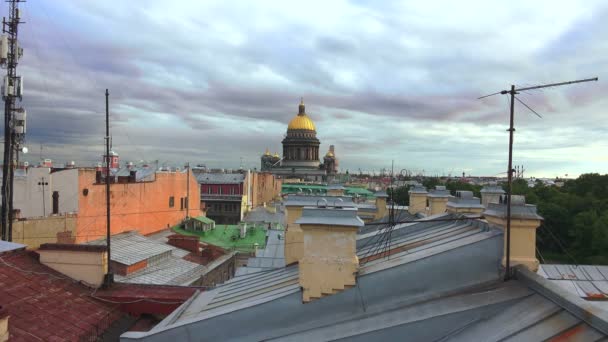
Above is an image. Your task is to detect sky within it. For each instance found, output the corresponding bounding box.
[8,0,608,177]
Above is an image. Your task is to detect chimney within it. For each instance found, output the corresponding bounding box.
[129,170,137,183]
[446,191,484,215]
[483,195,543,271]
[374,191,388,220]
[480,184,505,208]
[284,195,356,265]
[326,184,345,196]
[408,185,428,215]
[295,205,363,302]
[427,186,450,216]
[37,244,108,288]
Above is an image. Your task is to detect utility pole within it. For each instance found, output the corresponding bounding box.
[38,177,48,216]
[186,161,190,219]
[104,89,113,287]
[1,0,25,241]
[479,77,598,281]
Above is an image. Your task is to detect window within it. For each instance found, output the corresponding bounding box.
[169,196,175,208]
[208,187,212,194]
[185,198,188,209]
[180,197,184,210]
[219,187,223,195]
[230,187,235,195]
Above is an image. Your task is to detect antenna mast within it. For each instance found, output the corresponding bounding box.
[1,0,25,241]
[479,77,598,281]
[104,89,113,287]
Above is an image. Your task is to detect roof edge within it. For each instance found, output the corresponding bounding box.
[39,243,107,252]
[514,265,608,335]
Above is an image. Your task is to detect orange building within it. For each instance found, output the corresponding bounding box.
[75,169,201,243]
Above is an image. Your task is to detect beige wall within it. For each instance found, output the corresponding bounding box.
[284,205,304,265]
[250,172,282,208]
[374,197,387,220]
[409,193,427,215]
[485,216,541,272]
[428,197,449,216]
[12,215,76,249]
[299,224,358,302]
[38,249,108,287]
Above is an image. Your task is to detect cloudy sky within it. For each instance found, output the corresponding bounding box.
[10,0,608,177]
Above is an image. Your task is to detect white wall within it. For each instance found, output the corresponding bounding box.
[12,167,79,218]
[51,168,79,215]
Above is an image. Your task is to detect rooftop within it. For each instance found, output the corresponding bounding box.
[173,224,267,253]
[235,229,285,276]
[121,213,608,341]
[195,173,245,184]
[0,249,124,341]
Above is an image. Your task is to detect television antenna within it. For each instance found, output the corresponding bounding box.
[478,77,598,281]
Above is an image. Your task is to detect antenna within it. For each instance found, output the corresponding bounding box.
[104,89,113,287]
[478,77,598,281]
[1,0,26,241]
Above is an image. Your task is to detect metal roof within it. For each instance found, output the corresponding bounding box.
[284,194,355,207]
[235,229,285,276]
[122,214,608,341]
[538,264,608,301]
[195,173,245,184]
[0,240,26,253]
[87,231,175,266]
[242,207,284,224]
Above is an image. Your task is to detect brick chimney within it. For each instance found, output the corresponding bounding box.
[446,191,484,215]
[483,195,543,271]
[480,184,505,208]
[427,186,450,216]
[295,205,364,302]
[374,191,388,220]
[408,185,428,215]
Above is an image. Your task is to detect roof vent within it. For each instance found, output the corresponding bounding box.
[316,198,328,208]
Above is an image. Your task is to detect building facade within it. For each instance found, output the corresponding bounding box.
[9,166,201,245]
[197,172,248,224]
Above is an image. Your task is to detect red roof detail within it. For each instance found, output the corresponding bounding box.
[0,250,123,341]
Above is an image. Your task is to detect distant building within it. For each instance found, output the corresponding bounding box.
[249,171,282,208]
[197,172,247,224]
[260,99,339,181]
[8,166,201,246]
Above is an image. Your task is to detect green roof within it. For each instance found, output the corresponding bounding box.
[281,184,375,197]
[173,224,267,253]
[191,216,215,224]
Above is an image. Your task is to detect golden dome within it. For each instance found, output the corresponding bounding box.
[264,148,271,156]
[287,98,316,131]
[325,151,334,157]
[273,152,280,158]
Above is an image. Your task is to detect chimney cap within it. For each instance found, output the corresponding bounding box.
[484,195,543,220]
[296,206,364,227]
[428,186,450,197]
[374,191,389,198]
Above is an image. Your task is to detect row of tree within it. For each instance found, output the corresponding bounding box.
[387,173,608,265]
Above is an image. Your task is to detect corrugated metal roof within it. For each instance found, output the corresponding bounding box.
[243,207,284,224]
[86,231,175,266]
[284,194,355,207]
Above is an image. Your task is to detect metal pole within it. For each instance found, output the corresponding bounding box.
[186,161,190,219]
[41,177,46,217]
[505,85,515,281]
[105,89,113,286]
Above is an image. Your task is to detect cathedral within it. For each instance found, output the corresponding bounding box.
[261,99,338,181]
